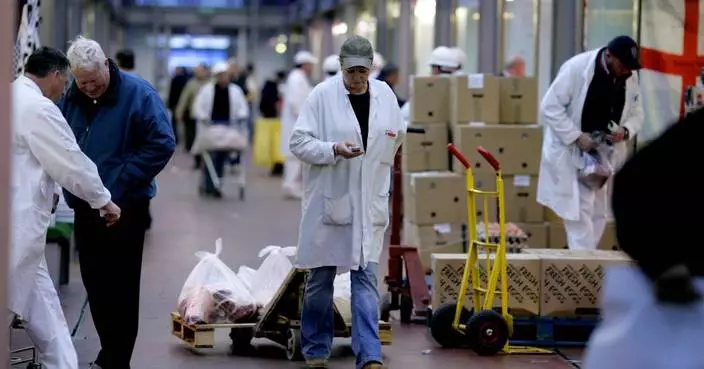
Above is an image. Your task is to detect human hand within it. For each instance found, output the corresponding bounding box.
[334,141,364,159]
[99,201,121,227]
[575,133,596,152]
[606,127,627,143]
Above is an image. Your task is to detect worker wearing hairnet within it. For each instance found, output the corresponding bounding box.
[450,47,467,74]
[537,35,643,250]
[10,47,121,369]
[400,46,462,122]
[280,50,318,199]
[290,36,406,369]
[322,54,340,80]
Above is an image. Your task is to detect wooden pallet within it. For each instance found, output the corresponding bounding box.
[171,312,392,348]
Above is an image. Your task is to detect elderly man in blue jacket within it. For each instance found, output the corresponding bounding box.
[58,36,175,369]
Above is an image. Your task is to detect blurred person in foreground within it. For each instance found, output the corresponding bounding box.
[192,61,249,198]
[9,47,121,369]
[583,108,704,369]
[280,50,318,200]
[537,35,643,250]
[60,36,175,369]
[290,35,406,369]
[176,63,210,169]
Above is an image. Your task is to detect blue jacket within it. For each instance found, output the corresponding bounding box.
[59,61,176,209]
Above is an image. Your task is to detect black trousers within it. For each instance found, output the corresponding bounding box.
[183,118,201,167]
[74,200,150,369]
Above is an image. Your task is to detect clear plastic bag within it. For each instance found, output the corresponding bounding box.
[177,238,257,325]
[577,142,614,190]
[334,272,352,323]
[249,245,297,307]
[237,266,257,292]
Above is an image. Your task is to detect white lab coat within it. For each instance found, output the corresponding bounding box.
[583,266,704,369]
[11,76,111,369]
[280,68,314,158]
[289,75,407,270]
[537,49,643,222]
[191,81,250,123]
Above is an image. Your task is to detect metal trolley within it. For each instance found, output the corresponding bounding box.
[428,144,551,356]
[199,119,248,201]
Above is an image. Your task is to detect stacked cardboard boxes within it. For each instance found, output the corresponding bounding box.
[449,75,547,248]
[431,249,632,317]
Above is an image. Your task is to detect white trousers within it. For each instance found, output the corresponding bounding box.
[21,258,78,369]
[282,156,302,198]
[563,181,610,250]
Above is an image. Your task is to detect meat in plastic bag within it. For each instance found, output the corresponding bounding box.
[249,245,297,307]
[177,238,257,325]
[577,141,614,190]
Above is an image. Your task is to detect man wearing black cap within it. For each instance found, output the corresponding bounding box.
[537,35,644,250]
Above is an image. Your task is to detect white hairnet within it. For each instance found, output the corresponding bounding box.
[373,52,385,70]
[322,55,340,73]
[211,61,229,75]
[294,51,319,65]
[428,46,460,69]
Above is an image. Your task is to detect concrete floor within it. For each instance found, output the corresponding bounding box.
[14,153,583,369]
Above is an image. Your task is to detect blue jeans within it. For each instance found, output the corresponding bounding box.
[203,151,228,192]
[301,263,382,368]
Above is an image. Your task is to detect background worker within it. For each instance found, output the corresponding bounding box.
[537,35,643,250]
[280,50,318,200]
[289,35,406,369]
[175,63,210,169]
[322,54,340,80]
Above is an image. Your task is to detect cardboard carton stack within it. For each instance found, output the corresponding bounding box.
[431,249,632,317]
[449,75,547,248]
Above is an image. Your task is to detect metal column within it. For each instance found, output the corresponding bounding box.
[551,0,583,78]
[344,1,358,38]
[396,0,412,98]
[248,0,260,67]
[434,0,454,47]
[321,15,334,59]
[374,0,390,59]
[66,0,82,43]
[39,0,56,47]
[477,0,500,74]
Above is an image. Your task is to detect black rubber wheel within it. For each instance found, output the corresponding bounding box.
[466,310,509,356]
[239,187,245,201]
[26,363,42,369]
[285,328,304,361]
[429,303,472,348]
[229,328,254,355]
[399,295,414,324]
[379,293,391,322]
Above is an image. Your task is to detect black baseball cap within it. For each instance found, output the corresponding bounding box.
[607,35,642,70]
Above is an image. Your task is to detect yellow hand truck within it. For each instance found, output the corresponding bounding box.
[428,144,551,356]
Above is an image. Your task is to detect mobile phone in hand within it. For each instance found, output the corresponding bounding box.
[350,147,362,153]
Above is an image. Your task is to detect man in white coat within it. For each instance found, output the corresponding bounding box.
[538,35,644,250]
[290,36,406,369]
[10,47,121,369]
[281,50,318,199]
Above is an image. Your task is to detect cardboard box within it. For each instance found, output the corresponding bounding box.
[402,124,450,172]
[453,123,542,175]
[431,253,542,315]
[515,222,549,248]
[411,75,501,124]
[403,172,466,225]
[403,221,465,267]
[548,221,619,250]
[472,172,543,223]
[454,74,501,124]
[411,77,451,123]
[523,249,631,316]
[499,77,538,124]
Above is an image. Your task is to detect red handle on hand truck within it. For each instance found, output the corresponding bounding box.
[477,146,501,171]
[447,144,471,169]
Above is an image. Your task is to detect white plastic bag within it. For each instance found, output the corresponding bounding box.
[237,266,257,292]
[250,245,297,307]
[177,238,257,325]
[333,272,352,322]
[577,142,614,190]
[583,266,704,369]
